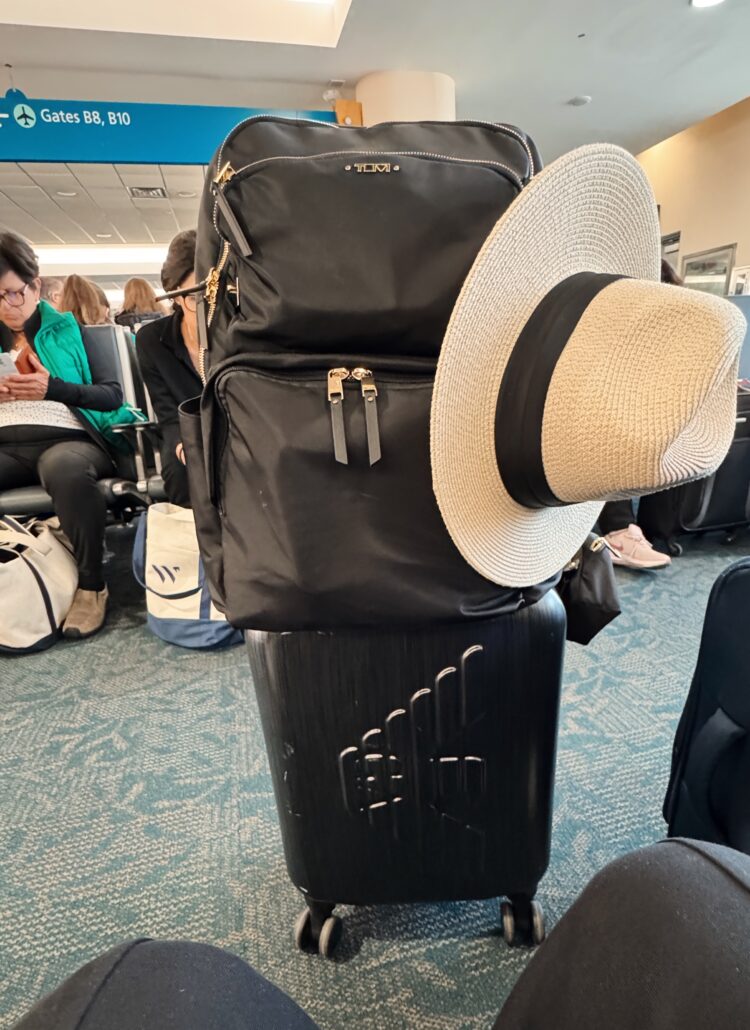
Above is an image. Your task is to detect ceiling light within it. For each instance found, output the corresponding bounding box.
[289,0,336,4]
[56,190,78,198]
[34,245,168,268]
[177,191,197,199]
[96,233,113,239]
[690,0,726,7]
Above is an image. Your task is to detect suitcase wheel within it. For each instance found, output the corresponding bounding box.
[501,900,515,945]
[318,915,343,958]
[294,908,314,951]
[530,900,546,946]
[501,897,546,947]
[294,904,343,958]
[667,539,683,557]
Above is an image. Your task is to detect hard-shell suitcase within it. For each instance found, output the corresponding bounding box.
[638,387,750,555]
[664,558,750,850]
[246,590,566,956]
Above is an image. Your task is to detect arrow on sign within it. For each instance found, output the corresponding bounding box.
[0,114,9,127]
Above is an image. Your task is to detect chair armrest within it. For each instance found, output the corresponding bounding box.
[109,478,152,507]
[110,421,163,447]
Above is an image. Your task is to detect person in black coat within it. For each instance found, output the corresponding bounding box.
[136,231,202,508]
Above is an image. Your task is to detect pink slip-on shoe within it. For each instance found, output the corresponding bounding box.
[604,524,671,570]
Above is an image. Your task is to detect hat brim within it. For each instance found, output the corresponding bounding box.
[430,144,661,587]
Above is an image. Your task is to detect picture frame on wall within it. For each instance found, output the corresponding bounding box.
[681,244,737,296]
[730,264,750,296]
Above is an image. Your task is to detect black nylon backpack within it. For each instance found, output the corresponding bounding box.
[183,117,553,630]
[194,116,541,371]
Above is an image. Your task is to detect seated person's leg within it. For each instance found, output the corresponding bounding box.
[13,939,319,1030]
[36,440,114,637]
[598,499,635,535]
[493,839,750,1030]
[0,447,38,492]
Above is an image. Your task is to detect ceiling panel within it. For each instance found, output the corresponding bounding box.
[0,193,63,244]
[115,165,167,189]
[2,183,93,243]
[108,214,154,244]
[67,163,123,188]
[0,161,204,246]
[0,166,33,187]
[19,162,70,176]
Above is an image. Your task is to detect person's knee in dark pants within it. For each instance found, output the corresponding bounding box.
[494,839,750,1030]
[13,939,319,1030]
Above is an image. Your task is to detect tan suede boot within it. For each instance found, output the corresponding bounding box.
[63,587,109,639]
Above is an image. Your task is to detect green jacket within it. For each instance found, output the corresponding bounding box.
[33,301,146,450]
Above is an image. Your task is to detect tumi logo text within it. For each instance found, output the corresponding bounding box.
[346,163,400,174]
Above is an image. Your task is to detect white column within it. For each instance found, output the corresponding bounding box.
[355,71,456,126]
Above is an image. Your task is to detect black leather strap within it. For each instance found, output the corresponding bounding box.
[495,271,626,509]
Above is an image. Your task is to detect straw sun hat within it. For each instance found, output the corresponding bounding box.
[431,143,746,588]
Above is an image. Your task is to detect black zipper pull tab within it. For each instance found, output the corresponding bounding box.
[352,367,381,465]
[327,368,351,465]
[212,163,253,259]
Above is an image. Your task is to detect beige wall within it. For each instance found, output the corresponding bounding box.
[637,97,750,273]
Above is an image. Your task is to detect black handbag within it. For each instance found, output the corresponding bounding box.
[557,534,621,645]
[180,353,556,630]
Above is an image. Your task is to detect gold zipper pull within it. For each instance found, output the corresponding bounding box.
[328,368,351,465]
[211,163,252,259]
[213,161,236,188]
[352,367,381,465]
[205,266,220,307]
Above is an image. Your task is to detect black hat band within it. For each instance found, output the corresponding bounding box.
[495,270,627,510]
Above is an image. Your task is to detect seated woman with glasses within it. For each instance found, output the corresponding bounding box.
[0,232,145,639]
[136,230,201,508]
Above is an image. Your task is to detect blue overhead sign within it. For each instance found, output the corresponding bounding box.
[0,89,336,164]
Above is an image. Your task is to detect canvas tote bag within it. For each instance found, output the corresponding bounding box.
[133,502,241,649]
[0,516,78,653]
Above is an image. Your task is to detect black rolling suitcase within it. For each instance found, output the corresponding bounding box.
[638,387,750,555]
[247,590,566,956]
[664,558,750,850]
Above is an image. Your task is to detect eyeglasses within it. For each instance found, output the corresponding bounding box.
[0,283,32,309]
[182,294,197,312]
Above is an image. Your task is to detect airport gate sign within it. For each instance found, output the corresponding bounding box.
[0,89,336,164]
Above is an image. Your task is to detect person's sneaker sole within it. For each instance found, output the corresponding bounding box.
[610,553,670,570]
[62,620,106,640]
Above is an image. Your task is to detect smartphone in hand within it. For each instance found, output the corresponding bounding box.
[0,353,18,377]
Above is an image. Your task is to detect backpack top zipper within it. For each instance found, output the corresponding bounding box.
[213,115,535,185]
[210,149,523,239]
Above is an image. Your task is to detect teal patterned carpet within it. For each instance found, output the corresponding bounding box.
[2,526,750,1029]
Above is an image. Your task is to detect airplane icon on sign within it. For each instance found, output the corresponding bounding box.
[14,105,36,127]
